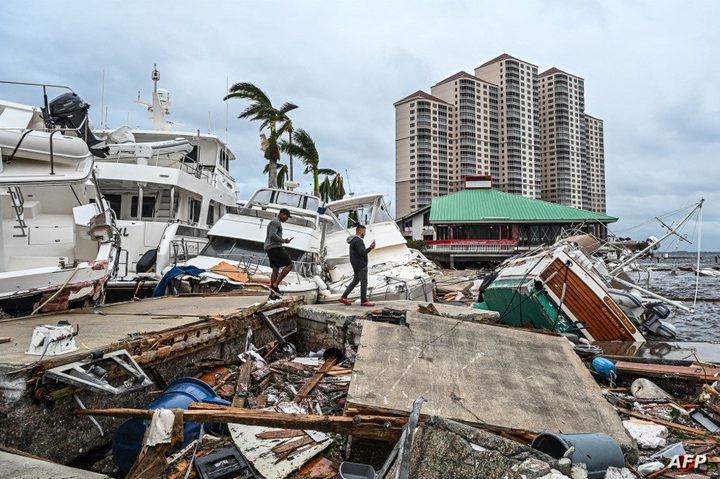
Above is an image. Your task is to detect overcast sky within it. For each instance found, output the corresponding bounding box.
[2,1,718,249]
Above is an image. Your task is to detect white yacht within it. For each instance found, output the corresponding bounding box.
[0,83,119,316]
[91,66,240,290]
[179,187,330,302]
[318,194,435,303]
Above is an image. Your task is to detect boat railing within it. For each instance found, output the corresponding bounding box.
[169,238,206,265]
[197,252,318,281]
[0,81,82,177]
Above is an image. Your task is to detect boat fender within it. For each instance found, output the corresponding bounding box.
[136,249,157,273]
[313,275,328,291]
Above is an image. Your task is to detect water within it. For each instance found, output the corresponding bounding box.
[633,252,720,341]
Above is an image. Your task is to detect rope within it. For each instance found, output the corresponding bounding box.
[30,266,80,316]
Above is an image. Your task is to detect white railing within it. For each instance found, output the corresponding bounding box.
[426,242,517,254]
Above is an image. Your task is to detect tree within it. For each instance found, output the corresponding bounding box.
[224,82,297,188]
[319,174,346,202]
[280,129,337,197]
[263,163,288,189]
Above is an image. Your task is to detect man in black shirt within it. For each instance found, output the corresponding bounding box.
[339,224,376,306]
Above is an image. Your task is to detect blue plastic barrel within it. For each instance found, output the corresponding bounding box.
[591,357,617,380]
[112,377,230,473]
[531,432,624,479]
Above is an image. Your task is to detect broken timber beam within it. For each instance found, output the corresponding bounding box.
[76,404,408,441]
[615,361,720,383]
[294,357,337,402]
[617,407,720,441]
[233,359,253,408]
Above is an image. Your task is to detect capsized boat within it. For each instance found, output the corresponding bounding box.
[318,194,436,303]
[0,82,120,316]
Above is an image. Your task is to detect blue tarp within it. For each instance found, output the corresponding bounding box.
[153,265,205,297]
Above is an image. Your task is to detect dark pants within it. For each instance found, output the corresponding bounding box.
[342,267,368,303]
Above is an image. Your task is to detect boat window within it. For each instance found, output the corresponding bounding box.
[200,236,306,263]
[219,148,229,170]
[373,201,394,224]
[274,191,302,208]
[103,194,122,217]
[188,198,202,224]
[304,196,320,212]
[130,196,156,219]
[183,145,199,163]
[251,190,273,205]
[207,203,215,226]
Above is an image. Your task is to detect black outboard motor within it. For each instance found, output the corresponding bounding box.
[641,302,677,339]
[47,92,107,157]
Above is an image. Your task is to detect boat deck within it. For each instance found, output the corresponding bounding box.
[0,294,266,368]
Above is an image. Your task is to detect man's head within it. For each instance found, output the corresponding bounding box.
[279,208,291,222]
[355,224,366,238]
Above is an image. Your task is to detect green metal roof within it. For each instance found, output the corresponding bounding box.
[429,188,617,224]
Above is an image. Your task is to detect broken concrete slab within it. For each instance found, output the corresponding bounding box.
[347,311,636,458]
[386,416,558,479]
[0,451,110,478]
[297,299,498,326]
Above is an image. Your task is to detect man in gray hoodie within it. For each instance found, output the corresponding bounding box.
[264,208,294,297]
[339,224,376,306]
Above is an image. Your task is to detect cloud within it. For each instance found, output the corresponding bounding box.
[2,0,719,248]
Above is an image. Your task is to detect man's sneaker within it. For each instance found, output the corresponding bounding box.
[361,301,375,307]
[339,297,351,306]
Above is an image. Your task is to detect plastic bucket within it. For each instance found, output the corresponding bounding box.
[339,462,376,479]
[112,377,230,473]
[531,432,624,479]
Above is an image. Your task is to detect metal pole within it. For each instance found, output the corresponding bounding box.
[288,124,294,181]
[607,200,703,277]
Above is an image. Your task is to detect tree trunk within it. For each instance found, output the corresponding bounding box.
[268,160,278,188]
[313,168,320,197]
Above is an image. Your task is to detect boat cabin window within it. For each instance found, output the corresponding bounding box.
[188,198,202,224]
[103,194,122,217]
[201,236,307,263]
[251,190,273,205]
[373,201,394,224]
[305,196,320,212]
[219,149,230,170]
[274,191,303,208]
[130,195,156,219]
[183,145,199,163]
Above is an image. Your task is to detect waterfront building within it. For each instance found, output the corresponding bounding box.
[397,176,616,266]
[586,114,606,213]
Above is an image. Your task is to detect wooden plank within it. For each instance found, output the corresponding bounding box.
[233,360,253,408]
[255,429,306,440]
[0,337,11,344]
[615,361,720,382]
[271,436,315,455]
[293,357,337,401]
[77,405,406,441]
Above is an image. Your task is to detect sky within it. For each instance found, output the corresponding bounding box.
[1,0,718,249]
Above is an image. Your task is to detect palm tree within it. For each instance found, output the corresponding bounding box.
[224,82,297,188]
[319,174,346,202]
[280,129,337,197]
[263,163,288,189]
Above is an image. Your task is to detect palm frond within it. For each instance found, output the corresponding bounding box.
[224,82,271,106]
[317,168,337,176]
[278,102,299,116]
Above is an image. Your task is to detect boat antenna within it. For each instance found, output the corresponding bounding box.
[607,199,704,277]
[345,168,353,196]
[225,76,229,146]
[100,69,105,129]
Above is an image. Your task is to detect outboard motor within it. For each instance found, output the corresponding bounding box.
[46,92,107,157]
[641,302,677,339]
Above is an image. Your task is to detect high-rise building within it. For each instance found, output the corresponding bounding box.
[474,54,541,198]
[585,114,606,213]
[538,68,586,209]
[395,54,606,218]
[430,71,500,192]
[394,91,452,217]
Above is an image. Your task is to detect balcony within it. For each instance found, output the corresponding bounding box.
[426,240,518,255]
